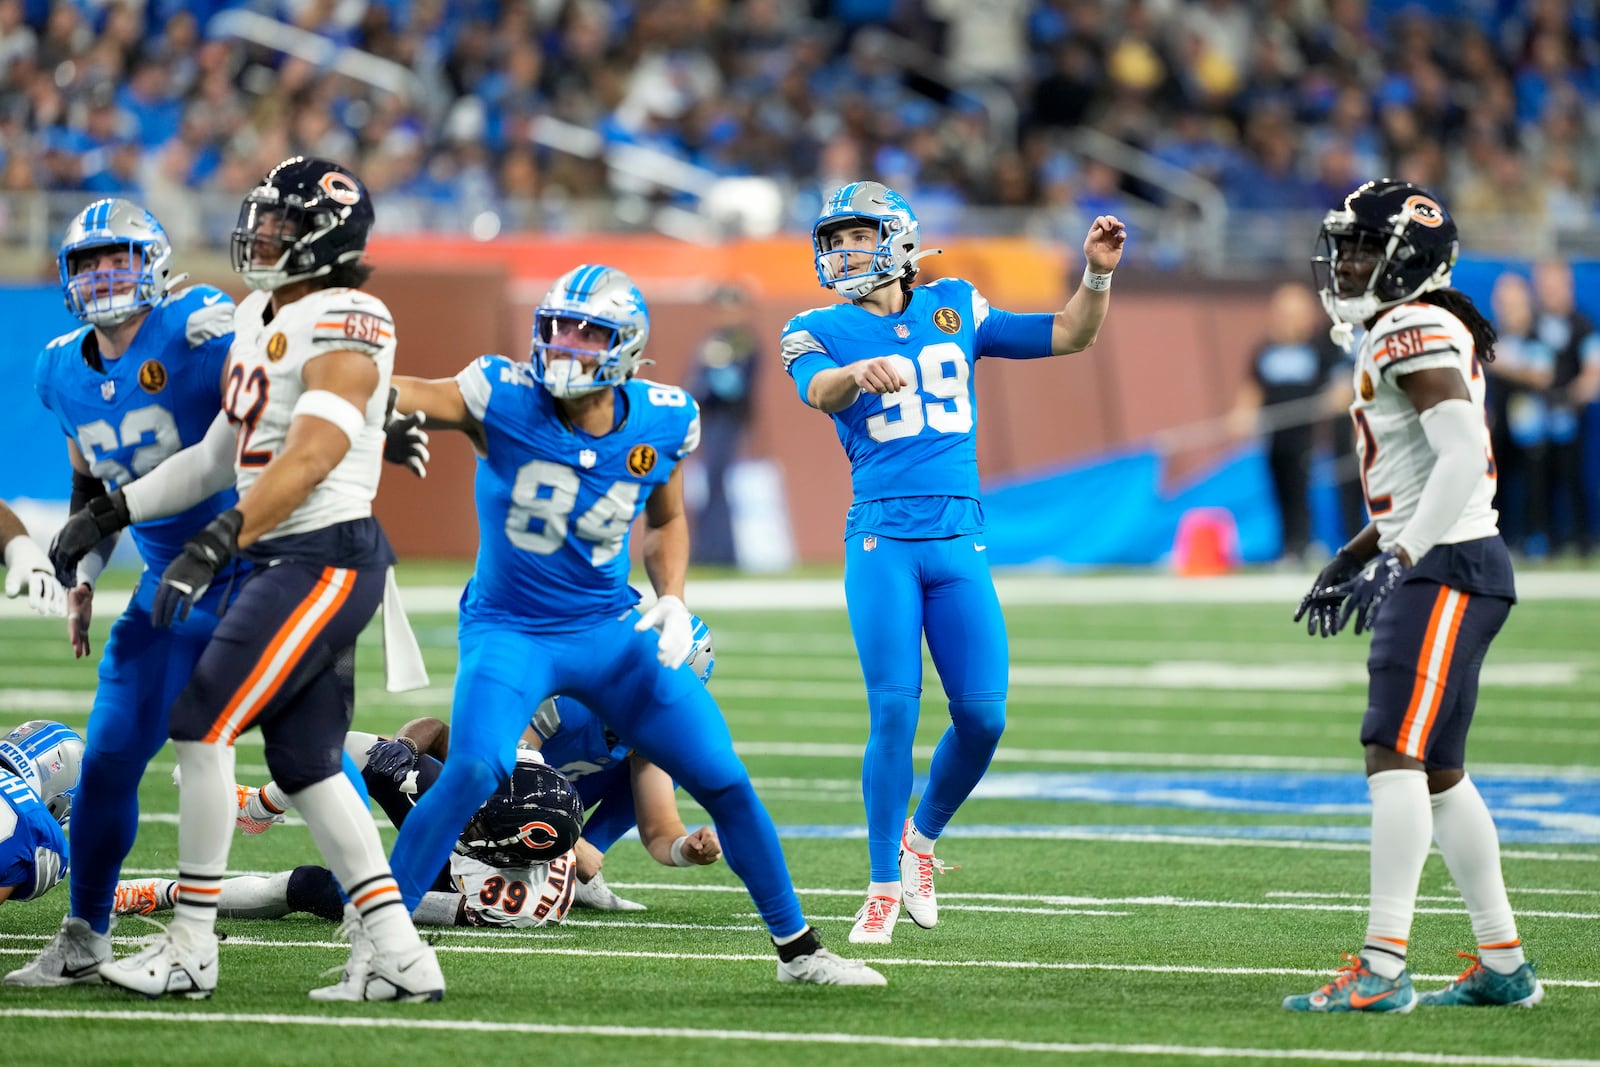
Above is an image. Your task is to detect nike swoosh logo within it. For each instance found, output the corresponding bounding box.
[203,293,224,306]
[1349,989,1399,1008]
[974,544,986,552]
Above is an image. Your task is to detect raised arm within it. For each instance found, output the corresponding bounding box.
[1050,214,1127,355]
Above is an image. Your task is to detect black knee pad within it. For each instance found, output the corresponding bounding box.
[286,864,345,921]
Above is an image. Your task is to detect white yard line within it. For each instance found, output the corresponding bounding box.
[0,1009,1594,1066]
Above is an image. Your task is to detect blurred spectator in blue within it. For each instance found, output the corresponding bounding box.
[1488,271,1557,556]
[686,283,761,568]
[1532,258,1600,556]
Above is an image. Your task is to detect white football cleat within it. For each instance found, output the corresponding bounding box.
[778,947,887,986]
[310,917,443,1003]
[572,871,646,911]
[4,915,112,986]
[98,925,217,999]
[898,819,955,929]
[848,894,900,945]
[235,784,285,835]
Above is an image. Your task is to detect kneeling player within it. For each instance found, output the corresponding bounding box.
[116,734,583,930]
[0,722,82,911]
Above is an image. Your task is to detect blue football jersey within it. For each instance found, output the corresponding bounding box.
[34,286,239,574]
[455,357,701,630]
[531,695,631,808]
[781,277,1053,538]
[0,769,68,902]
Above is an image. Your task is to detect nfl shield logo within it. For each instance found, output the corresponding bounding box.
[579,449,597,469]
[894,324,910,339]
[100,380,116,401]
[863,535,877,552]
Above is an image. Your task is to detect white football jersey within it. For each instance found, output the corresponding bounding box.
[225,287,395,539]
[449,848,577,928]
[1350,301,1499,551]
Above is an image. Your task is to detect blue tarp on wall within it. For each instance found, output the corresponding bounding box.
[0,284,82,502]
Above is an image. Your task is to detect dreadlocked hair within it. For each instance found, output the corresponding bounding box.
[1419,288,1497,363]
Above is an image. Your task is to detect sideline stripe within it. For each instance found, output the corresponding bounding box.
[1,1010,1596,1066]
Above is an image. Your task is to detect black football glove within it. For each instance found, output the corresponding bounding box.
[1333,550,1408,636]
[383,385,429,478]
[365,736,421,782]
[152,509,242,628]
[50,489,132,583]
[1292,548,1364,638]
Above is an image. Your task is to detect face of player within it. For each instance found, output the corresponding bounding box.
[1331,236,1382,297]
[249,211,299,269]
[69,247,135,298]
[546,316,612,368]
[822,223,879,273]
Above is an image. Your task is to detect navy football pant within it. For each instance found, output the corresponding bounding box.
[389,610,806,938]
[845,532,1008,881]
[1362,580,1512,769]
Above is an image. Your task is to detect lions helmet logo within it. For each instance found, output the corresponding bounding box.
[627,444,657,477]
[318,171,363,206]
[1359,370,1375,401]
[933,308,962,334]
[1403,194,1444,228]
[137,359,167,394]
[266,332,288,362]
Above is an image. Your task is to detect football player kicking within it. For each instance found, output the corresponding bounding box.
[48,158,442,1002]
[0,500,66,617]
[1285,180,1541,1013]
[383,264,884,986]
[0,722,82,909]
[781,182,1126,944]
[116,735,585,931]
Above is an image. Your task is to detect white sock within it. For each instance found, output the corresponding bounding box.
[1363,768,1431,977]
[1431,774,1526,973]
[867,880,901,901]
[217,872,293,919]
[905,822,937,855]
[259,780,290,816]
[288,774,421,955]
[172,741,236,941]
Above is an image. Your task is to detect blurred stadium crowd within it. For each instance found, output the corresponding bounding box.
[1,0,1598,251]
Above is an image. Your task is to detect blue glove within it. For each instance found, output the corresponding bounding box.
[152,509,241,628]
[366,736,420,782]
[1292,549,1363,638]
[1333,550,1407,636]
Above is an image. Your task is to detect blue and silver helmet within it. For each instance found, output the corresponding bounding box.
[686,614,714,686]
[532,264,652,399]
[812,181,923,300]
[0,720,84,826]
[58,198,173,326]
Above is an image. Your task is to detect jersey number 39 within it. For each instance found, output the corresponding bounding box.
[866,342,972,443]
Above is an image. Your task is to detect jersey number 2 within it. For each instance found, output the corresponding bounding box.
[865,342,972,442]
[223,365,273,468]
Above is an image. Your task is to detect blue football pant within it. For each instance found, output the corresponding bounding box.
[69,575,226,935]
[388,611,806,938]
[845,533,1009,882]
[574,762,639,855]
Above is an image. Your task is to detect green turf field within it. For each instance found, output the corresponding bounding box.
[0,573,1596,1066]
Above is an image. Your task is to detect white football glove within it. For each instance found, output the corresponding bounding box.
[634,594,694,670]
[4,536,67,617]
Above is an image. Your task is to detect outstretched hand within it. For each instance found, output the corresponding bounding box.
[1084,215,1127,274]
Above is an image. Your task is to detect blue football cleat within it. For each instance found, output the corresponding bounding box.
[1283,953,1417,1013]
[1417,953,1544,1008]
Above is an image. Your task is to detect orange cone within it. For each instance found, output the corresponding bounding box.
[1173,507,1240,576]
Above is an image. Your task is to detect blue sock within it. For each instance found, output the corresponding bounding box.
[863,689,919,882]
[69,751,148,935]
[913,699,1005,839]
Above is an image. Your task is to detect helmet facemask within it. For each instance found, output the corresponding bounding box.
[230,189,351,291]
[57,199,174,327]
[531,266,651,399]
[1312,198,1456,328]
[813,215,914,300]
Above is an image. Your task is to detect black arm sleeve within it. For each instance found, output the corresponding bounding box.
[69,470,106,513]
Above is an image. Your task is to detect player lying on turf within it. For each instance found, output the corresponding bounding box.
[0,721,82,909]
[117,731,583,928]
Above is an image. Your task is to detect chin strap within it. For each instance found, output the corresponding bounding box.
[1329,322,1356,353]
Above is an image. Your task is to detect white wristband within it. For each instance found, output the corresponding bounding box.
[1082,267,1113,292]
[669,835,694,867]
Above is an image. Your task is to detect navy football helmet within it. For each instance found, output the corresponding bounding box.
[456,750,584,869]
[0,720,84,826]
[1313,179,1459,327]
[231,156,374,291]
